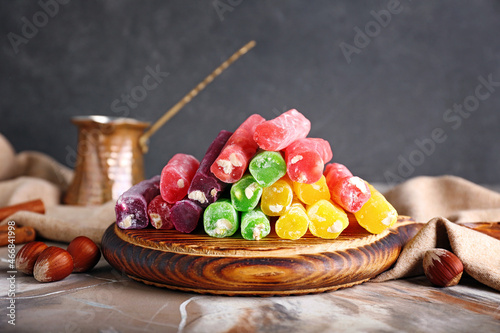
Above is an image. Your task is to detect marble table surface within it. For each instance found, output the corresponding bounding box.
[1,241,499,333]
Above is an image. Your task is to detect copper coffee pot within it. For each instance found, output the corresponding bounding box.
[63,116,150,205]
[63,41,256,206]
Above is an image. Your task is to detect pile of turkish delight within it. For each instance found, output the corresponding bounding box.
[115,109,397,240]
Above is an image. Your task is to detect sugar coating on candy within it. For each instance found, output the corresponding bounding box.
[241,209,270,240]
[275,202,309,240]
[188,130,233,207]
[285,138,333,184]
[211,114,265,183]
[171,199,203,233]
[160,153,200,204]
[253,109,311,151]
[354,183,398,234]
[293,175,330,206]
[331,176,370,213]
[260,178,293,216]
[307,199,349,239]
[288,138,333,163]
[248,151,287,187]
[230,174,263,212]
[115,175,160,229]
[326,165,371,213]
[204,199,239,238]
[147,195,174,229]
[324,163,352,181]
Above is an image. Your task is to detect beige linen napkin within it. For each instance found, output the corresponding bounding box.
[376,176,500,291]
[0,134,114,244]
[384,175,500,223]
[3,203,115,245]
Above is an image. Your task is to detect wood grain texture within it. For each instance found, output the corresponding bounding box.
[461,222,500,240]
[101,216,422,296]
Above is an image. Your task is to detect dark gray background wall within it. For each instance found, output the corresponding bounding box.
[1,0,499,184]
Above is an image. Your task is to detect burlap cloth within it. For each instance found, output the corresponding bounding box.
[0,134,115,245]
[0,134,499,291]
[376,177,500,291]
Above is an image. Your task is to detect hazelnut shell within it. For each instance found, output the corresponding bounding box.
[67,236,101,273]
[33,246,74,283]
[15,241,48,275]
[423,248,464,287]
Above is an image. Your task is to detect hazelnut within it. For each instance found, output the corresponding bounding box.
[423,248,464,287]
[33,247,74,283]
[67,236,101,273]
[15,241,48,275]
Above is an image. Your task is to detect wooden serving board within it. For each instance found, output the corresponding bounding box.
[101,216,423,296]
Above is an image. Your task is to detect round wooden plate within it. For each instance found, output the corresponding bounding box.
[101,216,422,296]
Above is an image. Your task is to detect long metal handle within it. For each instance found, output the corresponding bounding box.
[139,40,257,153]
